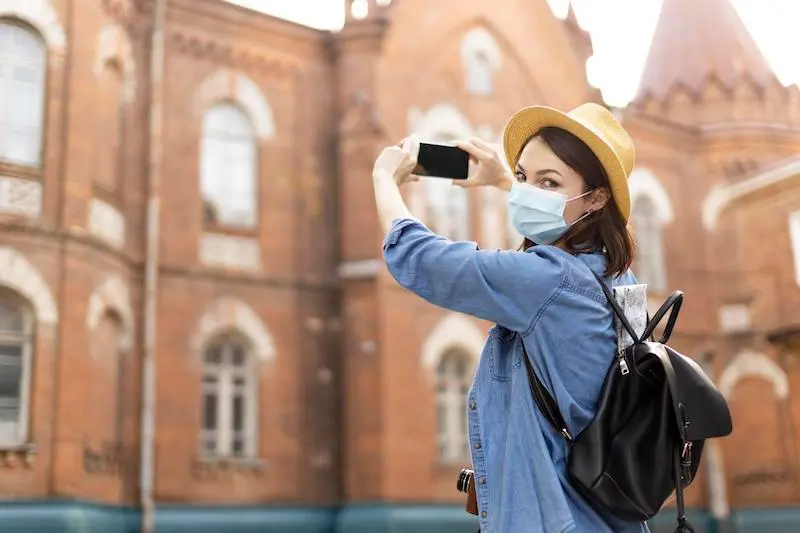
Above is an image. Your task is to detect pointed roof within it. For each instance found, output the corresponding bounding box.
[634,0,777,101]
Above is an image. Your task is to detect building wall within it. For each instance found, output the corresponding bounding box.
[1,0,800,531]
[0,0,340,510]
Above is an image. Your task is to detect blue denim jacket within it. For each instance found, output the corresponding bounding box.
[383,218,650,533]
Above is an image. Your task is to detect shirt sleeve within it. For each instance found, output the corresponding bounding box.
[382,218,567,333]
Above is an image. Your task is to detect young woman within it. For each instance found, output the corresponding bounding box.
[371,103,649,533]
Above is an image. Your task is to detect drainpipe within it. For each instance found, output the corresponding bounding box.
[141,0,166,532]
[699,351,731,532]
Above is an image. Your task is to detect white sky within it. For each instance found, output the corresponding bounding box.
[227,0,800,107]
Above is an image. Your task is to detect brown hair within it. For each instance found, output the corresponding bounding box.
[517,127,635,278]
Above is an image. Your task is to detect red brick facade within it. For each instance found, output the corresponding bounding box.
[0,0,798,520]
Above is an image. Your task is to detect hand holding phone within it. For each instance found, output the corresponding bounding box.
[451,138,513,191]
[412,142,470,180]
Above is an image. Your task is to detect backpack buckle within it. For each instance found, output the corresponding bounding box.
[680,441,694,484]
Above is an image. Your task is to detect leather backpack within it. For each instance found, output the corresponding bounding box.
[521,272,733,533]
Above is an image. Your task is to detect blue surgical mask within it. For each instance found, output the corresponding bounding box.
[507,182,593,245]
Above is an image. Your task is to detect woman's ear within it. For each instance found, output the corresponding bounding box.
[586,187,611,213]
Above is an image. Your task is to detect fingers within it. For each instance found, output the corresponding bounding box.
[407,134,420,162]
[451,179,476,188]
[454,139,493,162]
[470,137,499,154]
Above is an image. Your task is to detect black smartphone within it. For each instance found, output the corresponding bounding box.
[413,142,469,179]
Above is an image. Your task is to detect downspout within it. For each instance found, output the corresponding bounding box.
[48,0,74,495]
[699,351,731,530]
[141,0,166,532]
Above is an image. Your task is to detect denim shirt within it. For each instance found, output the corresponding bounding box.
[383,218,650,533]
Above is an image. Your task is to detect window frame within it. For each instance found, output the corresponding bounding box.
[466,49,494,96]
[435,350,472,464]
[199,333,259,460]
[0,290,34,447]
[199,102,259,232]
[424,131,471,241]
[631,195,667,292]
[0,19,48,172]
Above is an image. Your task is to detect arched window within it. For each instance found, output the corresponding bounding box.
[480,187,505,249]
[461,28,500,97]
[0,21,47,167]
[631,196,666,292]
[425,177,470,241]
[436,350,471,463]
[424,132,470,241]
[200,103,257,228]
[200,334,258,458]
[467,50,493,95]
[90,310,125,443]
[506,204,522,249]
[94,62,125,194]
[0,290,33,445]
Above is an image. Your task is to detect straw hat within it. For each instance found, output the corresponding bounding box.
[503,103,636,222]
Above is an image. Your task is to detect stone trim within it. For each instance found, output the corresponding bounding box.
[194,69,275,140]
[191,298,276,363]
[702,157,800,231]
[629,168,674,224]
[0,247,57,325]
[409,103,473,141]
[719,349,788,400]
[94,23,136,103]
[460,27,502,69]
[0,0,66,55]
[420,313,485,372]
[86,275,134,351]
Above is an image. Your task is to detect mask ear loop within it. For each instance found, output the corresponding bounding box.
[570,210,594,226]
[567,188,601,226]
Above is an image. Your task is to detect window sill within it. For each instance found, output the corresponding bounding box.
[190,456,267,478]
[0,443,38,468]
[0,160,42,181]
[0,442,37,452]
[202,224,258,239]
[92,183,123,207]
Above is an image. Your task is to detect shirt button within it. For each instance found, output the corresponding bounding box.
[469,401,477,410]
[480,476,486,485]
[481,511,488,518]
[474,441,482,449]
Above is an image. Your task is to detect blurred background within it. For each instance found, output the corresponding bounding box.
[0,0,799,532]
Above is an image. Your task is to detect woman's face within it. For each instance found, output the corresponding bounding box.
[514,137,600,224]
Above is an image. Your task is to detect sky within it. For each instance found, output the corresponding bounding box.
[226,0,800,107]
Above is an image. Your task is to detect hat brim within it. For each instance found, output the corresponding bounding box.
[503,106,631,222]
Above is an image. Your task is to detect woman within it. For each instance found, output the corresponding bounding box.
[372,103,649,533]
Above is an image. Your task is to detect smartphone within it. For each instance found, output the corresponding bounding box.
[413,142,469,179]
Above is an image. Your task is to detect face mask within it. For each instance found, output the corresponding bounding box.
[507,182,593,245]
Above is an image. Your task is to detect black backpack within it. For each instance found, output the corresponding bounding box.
[521,272,733,533]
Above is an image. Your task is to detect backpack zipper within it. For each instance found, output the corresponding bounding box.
[617,350,630,375]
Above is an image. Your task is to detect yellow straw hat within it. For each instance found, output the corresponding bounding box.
[503,103,636,222]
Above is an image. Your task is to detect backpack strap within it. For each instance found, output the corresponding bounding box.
[640,291,683,344]
[520,338,572,442]
[521,270,639,443]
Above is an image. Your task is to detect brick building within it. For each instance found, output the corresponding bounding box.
[0,0,798,531]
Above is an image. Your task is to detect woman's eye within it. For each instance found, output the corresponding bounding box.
[540,178,559,189]
[514,171,527,183]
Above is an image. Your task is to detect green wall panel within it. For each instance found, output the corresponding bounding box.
[335,504,477,533]
[732,508,800,533]
[0,501,798,532]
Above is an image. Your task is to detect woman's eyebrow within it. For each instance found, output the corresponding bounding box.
[536,168,563,177]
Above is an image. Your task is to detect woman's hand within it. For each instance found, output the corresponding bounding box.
[453,138,513,191]
[373,135,420,186]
